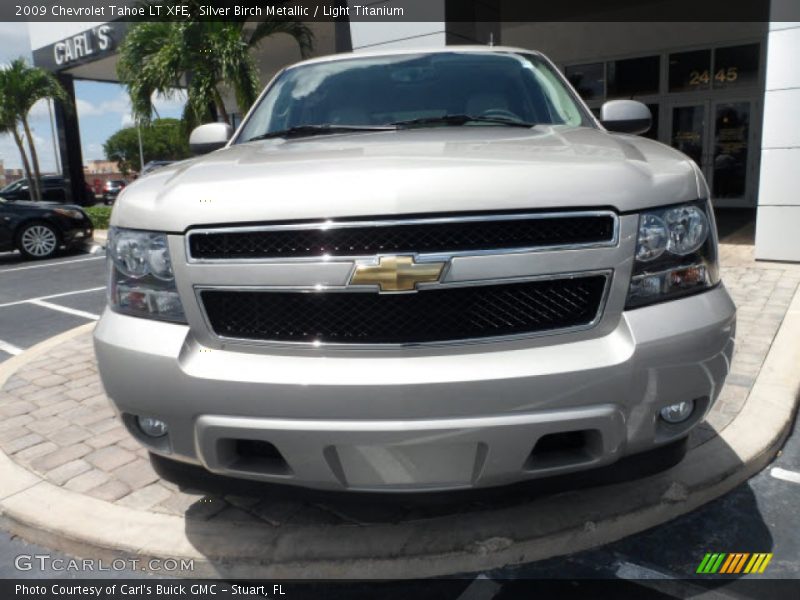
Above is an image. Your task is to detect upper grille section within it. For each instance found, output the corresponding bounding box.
[187,212,616,260]
[200,275,608,345]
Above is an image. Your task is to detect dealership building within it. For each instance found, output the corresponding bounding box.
[27,0,800,260]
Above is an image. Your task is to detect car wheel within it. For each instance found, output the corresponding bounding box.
[17,221,61,260]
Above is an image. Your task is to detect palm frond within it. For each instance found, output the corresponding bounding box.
[247,20,315,58]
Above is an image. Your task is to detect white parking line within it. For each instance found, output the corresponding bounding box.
[615,560,672,580]
[29,299,100,321]
[0,286,105,309]
[455,575,501,600]
[615,561,733,599]
[0,339,23,356]
[0,255,104,273]
[770,467,800,484]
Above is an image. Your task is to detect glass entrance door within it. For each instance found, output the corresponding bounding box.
[711,100,752,204]
[670,103,708,170]
[666,99,755,207]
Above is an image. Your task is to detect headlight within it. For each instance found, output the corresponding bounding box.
[627,201,719,309]
[664,205,709,255]
[53,208,84,220]
[107,227,186,322]
[635,214,668,262]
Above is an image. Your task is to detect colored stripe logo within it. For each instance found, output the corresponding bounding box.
[696,553,773,574]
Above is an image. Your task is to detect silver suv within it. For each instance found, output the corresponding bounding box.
[94,47,736,492]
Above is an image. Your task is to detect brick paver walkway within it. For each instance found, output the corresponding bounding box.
[2,230,799,526]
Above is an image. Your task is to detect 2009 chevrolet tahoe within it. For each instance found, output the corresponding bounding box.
[94,47,736,492]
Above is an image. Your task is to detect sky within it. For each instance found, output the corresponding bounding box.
[0,22,185,173]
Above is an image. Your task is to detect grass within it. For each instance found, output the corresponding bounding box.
[84,206,112,230]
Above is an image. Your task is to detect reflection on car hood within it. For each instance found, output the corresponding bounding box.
[8,200,83,211]
[112,126,702,232]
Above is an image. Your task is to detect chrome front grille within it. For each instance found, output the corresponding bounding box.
[182,211,621,347]
[200,274,610,345]
[186,211,618,261]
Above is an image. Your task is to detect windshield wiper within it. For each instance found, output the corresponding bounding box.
[246,124,397,141]
[392,114,536,129]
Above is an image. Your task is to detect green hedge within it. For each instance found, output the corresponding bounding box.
[85,206,112,230]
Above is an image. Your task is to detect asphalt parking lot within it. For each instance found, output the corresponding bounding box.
[0,250,106,361]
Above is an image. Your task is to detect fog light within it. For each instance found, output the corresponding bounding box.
[659,400,694,424]
[137,416,168,437]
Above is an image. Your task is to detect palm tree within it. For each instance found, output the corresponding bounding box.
[0,58,68,200]
[117,7,313,128]
[0,88,35,200]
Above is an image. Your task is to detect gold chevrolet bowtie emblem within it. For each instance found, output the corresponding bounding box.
[350,256,445,292]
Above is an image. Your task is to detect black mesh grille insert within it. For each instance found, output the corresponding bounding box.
[200,275,607,344]
[188,214,615,259]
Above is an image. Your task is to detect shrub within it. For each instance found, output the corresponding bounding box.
[85,206,112,230]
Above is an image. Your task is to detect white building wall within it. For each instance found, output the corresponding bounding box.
[755,16,800,261]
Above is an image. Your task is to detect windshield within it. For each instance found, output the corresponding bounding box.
[1,180,24,193]
[236,51,591,142]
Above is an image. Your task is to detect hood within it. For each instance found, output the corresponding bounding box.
[112,126,701,232]
[6,200,81,210]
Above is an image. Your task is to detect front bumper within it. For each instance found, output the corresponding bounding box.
[94,286,735,492]
[61,218,94,247]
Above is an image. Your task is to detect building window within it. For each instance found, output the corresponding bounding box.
[565,63,604,101]
[606,56,660,98]
[669,49,712,93]
[713,44,760,89]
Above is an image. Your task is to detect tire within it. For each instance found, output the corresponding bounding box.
[16,221,61,260]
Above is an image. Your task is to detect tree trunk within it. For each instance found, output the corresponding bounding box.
[21,116,42,201]
[11,127,35,201]
[212,88,230,125]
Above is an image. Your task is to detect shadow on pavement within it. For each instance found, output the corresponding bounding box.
[715,207,756,246]
[152,437,688,522]
[161,422,781,587]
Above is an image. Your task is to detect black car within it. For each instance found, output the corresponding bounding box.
[0,176,95,206]
[102,179,127,205]
[0,196,94,259]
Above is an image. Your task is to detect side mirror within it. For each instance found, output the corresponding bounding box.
[189,122,233,155]
[600,100,652,135]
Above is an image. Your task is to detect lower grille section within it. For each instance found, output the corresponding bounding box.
[200,274,608,345]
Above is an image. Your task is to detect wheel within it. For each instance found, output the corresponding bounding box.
[17,221,60,259]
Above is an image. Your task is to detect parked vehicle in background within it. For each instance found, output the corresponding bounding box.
[95,47,735,492]
[140,161,174,176]
[102,179,128,205]
[0,196,93,259]
[0,176,95,206]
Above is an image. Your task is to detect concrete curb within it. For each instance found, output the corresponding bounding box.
[1,291,799,578]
